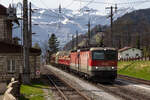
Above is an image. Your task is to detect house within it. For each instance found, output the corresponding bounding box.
[0,4,41,93]
[118,47,142,60]
[0,4,41,80]
[0,41,41,80]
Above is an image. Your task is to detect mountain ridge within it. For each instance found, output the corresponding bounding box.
[13,5,135,49]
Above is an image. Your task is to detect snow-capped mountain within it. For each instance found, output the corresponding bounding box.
[13,5,134,48]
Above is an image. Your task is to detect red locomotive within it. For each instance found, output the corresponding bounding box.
[50,47,118,82]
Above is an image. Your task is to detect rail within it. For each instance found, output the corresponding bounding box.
[118,74,150,85]
[47,75,68,100]
[46,72,91,100]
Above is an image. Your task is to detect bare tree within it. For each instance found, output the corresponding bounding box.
[40,40,49,64]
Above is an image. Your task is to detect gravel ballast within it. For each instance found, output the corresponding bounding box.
[45,65,121,100]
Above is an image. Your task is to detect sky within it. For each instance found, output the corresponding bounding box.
[1,0,150,15]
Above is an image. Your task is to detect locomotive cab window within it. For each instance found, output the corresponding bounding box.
[92,50,117,60]
[105,50,117,60]
[92,51,105,60]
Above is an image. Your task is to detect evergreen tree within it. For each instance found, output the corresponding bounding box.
[48,33,59,54]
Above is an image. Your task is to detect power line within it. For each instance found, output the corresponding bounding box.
[38,0,60,15]
[78,0,95,11]
[117,0,150,5]
[38,0,71,20]
[74,0,114,5]
[74,0,150,5]
[83,0,95,7]
[63,0,75,9]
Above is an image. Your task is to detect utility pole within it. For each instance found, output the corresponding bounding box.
[106,4,117,47]
[59,4,61,13]
[86,19,91,47]
[76,30,78,49]
[29,2,32,47]
[67,33,69,42]
[88,19,91,47]
[23,0,30,84]
[85,9,91,47]
[72,35,74,50]
[58,4,61,29]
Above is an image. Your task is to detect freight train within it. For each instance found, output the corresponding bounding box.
[50,47,118,82]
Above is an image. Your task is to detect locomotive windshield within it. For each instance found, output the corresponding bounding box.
[92,50,117,60]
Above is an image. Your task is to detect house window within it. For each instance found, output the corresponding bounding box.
[136,54,139,57]
[126,54,129,56]
[7,59,15,72]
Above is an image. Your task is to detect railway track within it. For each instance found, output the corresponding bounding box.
[118,74,150,85]
[66,70,150,100]
[45,65,150,100]
[70,72,150,100]
[46,73,91,100]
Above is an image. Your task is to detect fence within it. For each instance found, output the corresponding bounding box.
[119,56,150,61]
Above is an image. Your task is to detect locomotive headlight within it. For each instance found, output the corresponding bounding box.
[95,67,98,69]
[112,67,115,69]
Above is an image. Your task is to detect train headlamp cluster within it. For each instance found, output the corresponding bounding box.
[93,66,116,71]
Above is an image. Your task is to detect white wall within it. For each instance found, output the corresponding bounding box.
[118,48,142,59]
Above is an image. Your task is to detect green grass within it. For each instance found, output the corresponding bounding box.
[20,79,49,100]
[118,61,150,80]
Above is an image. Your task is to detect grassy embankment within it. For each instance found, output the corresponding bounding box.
[118,61,150,80]
[20,79,53,100]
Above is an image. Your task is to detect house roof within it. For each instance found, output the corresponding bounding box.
[0,4,19,25]
[0,4,7,15]
[118,47,132,52]
[0,41,41,55]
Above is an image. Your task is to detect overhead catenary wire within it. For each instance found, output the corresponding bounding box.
[37,0,64,34]
[82,0,95,8]
[38,0,60,16]
[74,0,150,12]
[74,0,150,5]
[63,0,75,9]
[36,0,88,34]
[37,0,71,21]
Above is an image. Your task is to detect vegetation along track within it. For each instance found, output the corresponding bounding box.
[45,73,91,100]
[118,74,150,85]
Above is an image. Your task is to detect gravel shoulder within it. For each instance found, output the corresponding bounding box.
[117,79,150,99]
